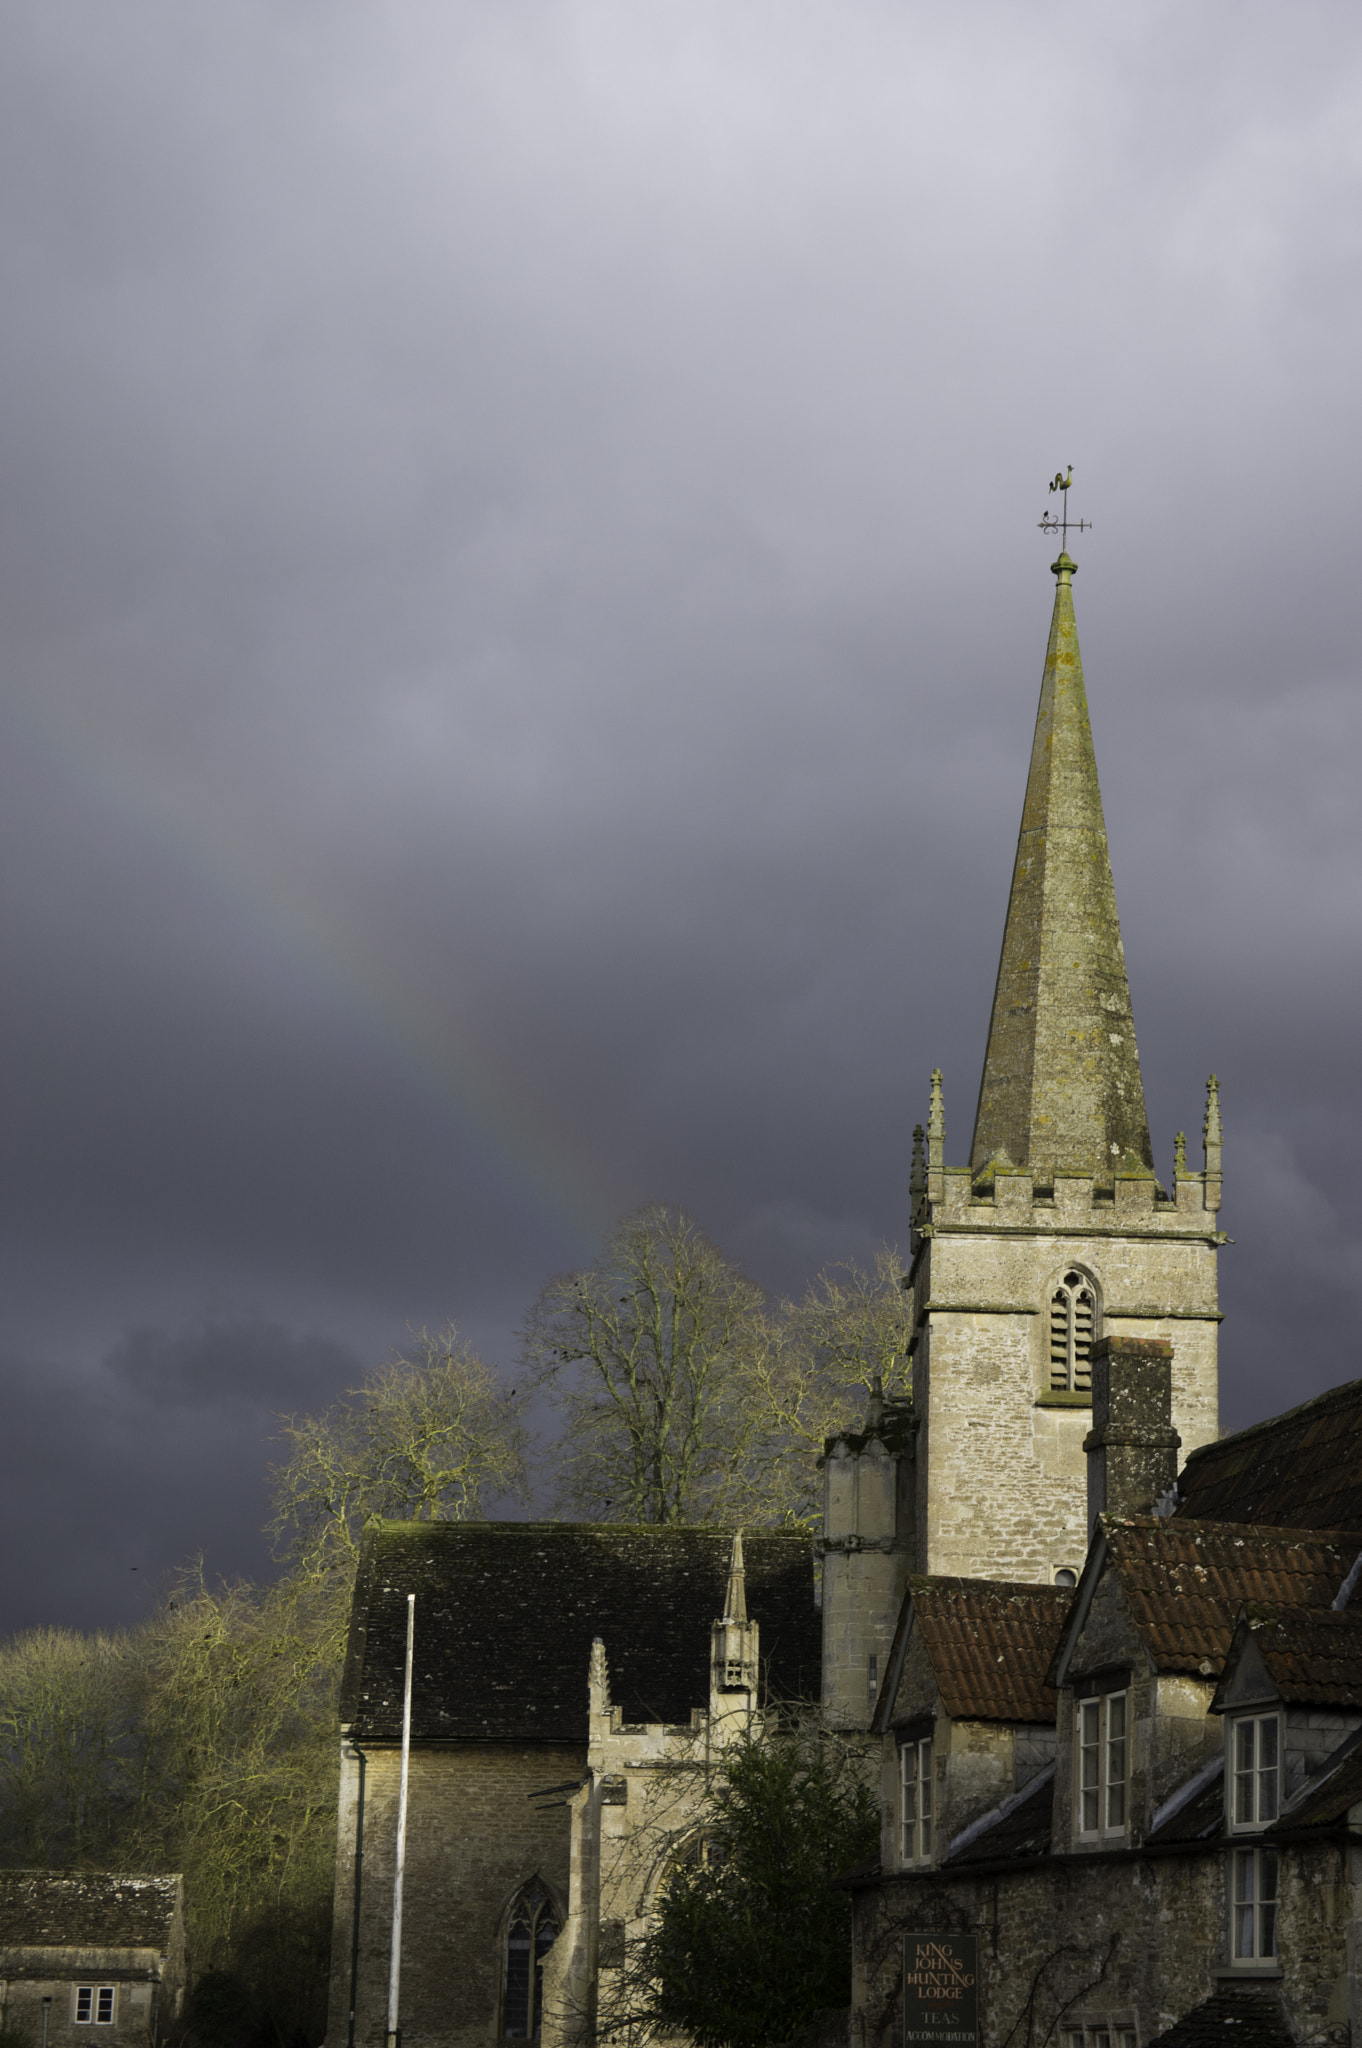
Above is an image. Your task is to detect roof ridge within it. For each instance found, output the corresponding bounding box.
[1180,1375,1362,1467]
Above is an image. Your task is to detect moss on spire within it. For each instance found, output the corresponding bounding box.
[969,555,1154,1185]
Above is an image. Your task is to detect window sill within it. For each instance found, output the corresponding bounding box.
[1036,1392,1092,1409]
[1210,1965,1282,1981]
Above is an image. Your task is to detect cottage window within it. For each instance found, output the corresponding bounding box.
[899,1737,933,1866]
[1077,1692,1127,1837]
[502,1883,560,2041]
[1230,1714,1280,1830]
[75,1989,116,2025]
[1231,1845,1279,1962]
[1050,1272,1096,1392]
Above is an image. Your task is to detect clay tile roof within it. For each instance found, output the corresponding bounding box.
[1177,1375,1362,1529]
[1144,1987,1294,2048]
[341,1521,821,1742]
[1101,1517,1362,1677]
[909,1578,1073,1722]
[1233,1603,1362,1707]
[0,1872,181,1952]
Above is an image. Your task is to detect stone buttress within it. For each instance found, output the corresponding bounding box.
[906,551,1224,1585]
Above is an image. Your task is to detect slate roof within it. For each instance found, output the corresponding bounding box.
[1177,1375,1362,1529]
[341,1521,821,1742]
[1146,1761,1225,1845]
[1144,1987,1293,2048]
[0,1872,181,1951]
[884,1578,1073,1725]
[1069,1517,1362,1680]
[945,1766,1055,1866]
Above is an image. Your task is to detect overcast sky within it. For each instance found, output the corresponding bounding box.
[2,0,1360,1634]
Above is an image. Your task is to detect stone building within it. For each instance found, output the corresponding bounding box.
[0,1871,185,2048]
[841,548,1362,2047]
[324,1522,819,2048]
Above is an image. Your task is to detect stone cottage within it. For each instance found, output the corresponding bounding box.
[0,1871,185,2048]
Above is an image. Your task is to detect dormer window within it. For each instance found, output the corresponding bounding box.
[1050,1272,1096,1392]
[1229,1713,1280,1830]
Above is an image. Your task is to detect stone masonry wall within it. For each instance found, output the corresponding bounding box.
[326,1740,581,2048]
[851,1837,1355,2048]
[912,1206,1220,1584]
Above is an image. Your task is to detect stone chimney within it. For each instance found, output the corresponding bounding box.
[1085,1336,1182,1531]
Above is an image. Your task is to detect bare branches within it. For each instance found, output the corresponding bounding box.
[524,1212,910,1529]
[269,1323,529,1576]
[521,1205,770,1524]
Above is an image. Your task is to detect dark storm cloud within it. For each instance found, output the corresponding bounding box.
[1,0,1361,1630]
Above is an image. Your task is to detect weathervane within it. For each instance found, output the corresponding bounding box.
[1037,466,1091,551]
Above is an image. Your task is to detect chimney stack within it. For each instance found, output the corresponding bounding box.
[1085,1336,1181,1530]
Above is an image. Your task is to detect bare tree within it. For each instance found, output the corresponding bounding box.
[269,1323,529,1578]
[521,1204,771,1523]
[743,1245,911,1528]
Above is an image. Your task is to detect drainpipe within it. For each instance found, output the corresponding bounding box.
[386,1594,416,2048]
[346,1739,368,2048]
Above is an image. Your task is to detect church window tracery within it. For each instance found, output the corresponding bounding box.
[1050,1271,1097,1392]
[501,1882,560,2042]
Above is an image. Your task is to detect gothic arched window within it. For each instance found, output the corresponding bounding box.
[1049,1271,1097,1393]
[501,1883,560,2042]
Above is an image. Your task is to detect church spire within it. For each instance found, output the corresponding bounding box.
[969,551,1154,1185]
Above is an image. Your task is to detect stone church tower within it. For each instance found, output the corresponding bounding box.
[910,547,1224,1584]
[823,546,1226,1721]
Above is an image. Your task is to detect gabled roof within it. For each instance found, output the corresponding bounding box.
[1144,1987,1293,2048]
[1177,1375,1362,1529]
[341,1521,820,1743]
[1051,1517,1362,1686]
[1213,1603,1362,1711]
[877,1577,1072,1729]
[0,1873,181,1952]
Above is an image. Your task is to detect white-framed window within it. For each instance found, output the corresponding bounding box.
[75,1989,116,2025]
[1231,1844,1279,1962]
[1050,1271,1097,1392]
[1077,1691,1128,1838]
[899,1736,933,1866]
[1230,1714,1280,1831]
[1063,2028,1136,2048]
[501,1882,560,2041]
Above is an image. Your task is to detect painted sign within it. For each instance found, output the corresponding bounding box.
[903,1933,978,2048]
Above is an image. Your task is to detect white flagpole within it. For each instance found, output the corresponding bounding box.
[387,1594,416,2048]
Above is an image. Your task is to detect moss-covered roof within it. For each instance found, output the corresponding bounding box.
[0,1872,181,1952]
[1177,1374,1362,1529]
[341,1520,820,1742]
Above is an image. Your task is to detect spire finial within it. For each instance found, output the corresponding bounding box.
[1173,1130,1187,1179]
[723,1529,747,1624]
[1203,1074,1222,1176]
[927,1070,945,1174]
[589,1635,611,1715]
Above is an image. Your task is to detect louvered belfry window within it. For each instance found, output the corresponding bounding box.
[1050,1272,1096,1393]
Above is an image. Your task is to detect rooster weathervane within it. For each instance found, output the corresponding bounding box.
[1037,466,1091,551]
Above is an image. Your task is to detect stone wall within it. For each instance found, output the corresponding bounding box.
[325,1740,582,2048]
[851,1837,1355,2048]
[910,1187,1221,1585]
